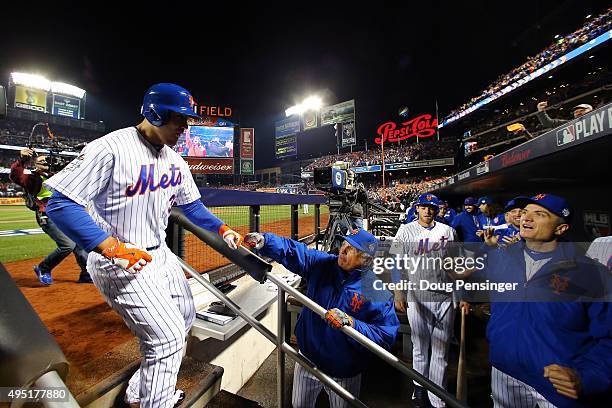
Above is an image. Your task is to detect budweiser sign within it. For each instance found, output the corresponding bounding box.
[186,158,234,174]
[500,148,531,167]
[375,114,438,144]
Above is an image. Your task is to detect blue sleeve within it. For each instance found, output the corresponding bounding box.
[178,200,224,233]
[46,191,110,252]
[569,302,612,396]
[451,214,462,232]
[259,232,336,280]
[349,299,400,351]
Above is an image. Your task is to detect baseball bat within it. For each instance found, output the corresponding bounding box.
[456,306,467,402]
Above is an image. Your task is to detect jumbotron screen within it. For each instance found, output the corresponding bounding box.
[175,126,234,158]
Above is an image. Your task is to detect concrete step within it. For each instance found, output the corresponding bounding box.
[74,354,223,408]
[205,390,262,408]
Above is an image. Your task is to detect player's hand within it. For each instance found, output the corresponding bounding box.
[324,308,354,329]
[394,299,407,312]
[483,227,498,247]
[219,224,243,249]
[544,364,581,399]
[101,238,152,274]
[460,301,471,315]
[500,234,521,248]
[476,230,484,238]
[20,148,34,159]
[244,232,265,250]
[537,101,548,111]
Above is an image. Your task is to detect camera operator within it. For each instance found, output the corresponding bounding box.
[536,101,593,129]
[10,148,91,285]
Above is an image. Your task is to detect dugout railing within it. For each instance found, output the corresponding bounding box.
[166,189,329,286]
[169,196,468,408]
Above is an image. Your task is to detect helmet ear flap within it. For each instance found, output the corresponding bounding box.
[144,104,167,127]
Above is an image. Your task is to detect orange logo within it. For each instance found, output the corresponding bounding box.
[550,273,570,295]
[534,194,546,200]
[350,292,366,313]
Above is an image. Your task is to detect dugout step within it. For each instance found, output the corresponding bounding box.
[204,390,262,407]
[73,355,223,408]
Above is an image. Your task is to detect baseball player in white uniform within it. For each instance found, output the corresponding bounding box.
[390,193,464,408]
[44,83,243,408]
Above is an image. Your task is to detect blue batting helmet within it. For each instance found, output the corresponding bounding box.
[141,83,200,127]
[415,193,440,211]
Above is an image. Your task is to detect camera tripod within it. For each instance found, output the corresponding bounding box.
[319,209,355,254]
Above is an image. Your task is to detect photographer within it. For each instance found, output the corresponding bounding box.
[10,148,90,285]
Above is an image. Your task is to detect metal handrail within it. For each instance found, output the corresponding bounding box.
[174,255,466,405]
[170,211,468,407]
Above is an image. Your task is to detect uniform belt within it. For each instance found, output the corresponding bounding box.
[146,244,160,251]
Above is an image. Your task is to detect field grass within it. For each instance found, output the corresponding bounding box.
[0,204,329,263]
[0,206,39,230]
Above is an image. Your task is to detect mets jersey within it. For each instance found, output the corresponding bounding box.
[44,127,200,249]
[390,220,458,302]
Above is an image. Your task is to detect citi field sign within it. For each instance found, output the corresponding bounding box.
[375,113,438,144]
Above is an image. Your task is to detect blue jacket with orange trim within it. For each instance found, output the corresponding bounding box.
[477,242,612,407]
[260,233,399,378]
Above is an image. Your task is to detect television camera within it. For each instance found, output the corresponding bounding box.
[313,161,368,253]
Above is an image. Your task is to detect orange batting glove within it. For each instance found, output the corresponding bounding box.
[325,308,354,329]
[102,238,152,274]
[219,224,243,249]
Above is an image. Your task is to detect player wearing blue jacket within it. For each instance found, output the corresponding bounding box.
[492,198,522,247]
[450,197,481,243]
[245,228,399,408]
[476,196,502,234]
[436,201,456,225]
[464,194,612,407]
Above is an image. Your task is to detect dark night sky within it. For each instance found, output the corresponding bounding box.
[0,1,607,168]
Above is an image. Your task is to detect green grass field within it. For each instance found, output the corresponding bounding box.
[0,205,328,263]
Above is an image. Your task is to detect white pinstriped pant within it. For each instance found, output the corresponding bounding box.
[88,245,195,408]
[292,362,361,408]
[406,300,454,408]
[491,367,557,408]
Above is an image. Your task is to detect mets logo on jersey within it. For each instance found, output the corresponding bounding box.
[550,273,570,295]
[126,164,183,196]
[349,292,367,314]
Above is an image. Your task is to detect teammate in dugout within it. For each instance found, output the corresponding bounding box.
[390,193,467,408]
[460,193,612,408]
[43,83,244,408]
[244,228,399,408]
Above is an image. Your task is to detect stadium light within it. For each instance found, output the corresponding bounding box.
[10,72,51,91]
[285,95,323,117]
[51,82,86,98]
[586,14,591,19]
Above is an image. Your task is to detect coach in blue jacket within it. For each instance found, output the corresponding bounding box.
[451,197,481,243]
[245,228,399,408]
[464,194,612,408]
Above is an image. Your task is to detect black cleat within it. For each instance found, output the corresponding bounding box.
[412,385,431,408]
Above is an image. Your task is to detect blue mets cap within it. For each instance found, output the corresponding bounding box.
[343,228,378,257]
[503,197,525,213]
[515,193,573,223]
[464,197,477,206]
[416,193,440,207]
[478,196,493,205]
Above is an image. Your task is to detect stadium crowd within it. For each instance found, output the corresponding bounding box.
[304,139,456,171]
[444,8,612,121]
[463,69,612,149]
[0,118,102,148]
